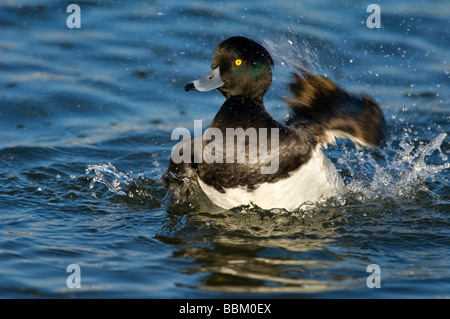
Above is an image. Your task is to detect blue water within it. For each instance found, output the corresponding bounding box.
[0,0,449,298]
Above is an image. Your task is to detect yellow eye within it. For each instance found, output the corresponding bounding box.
[235,59,242,66]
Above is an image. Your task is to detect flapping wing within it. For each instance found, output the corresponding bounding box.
[283,67,385,148]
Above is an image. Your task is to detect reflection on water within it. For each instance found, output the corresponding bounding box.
[157,204,344,294]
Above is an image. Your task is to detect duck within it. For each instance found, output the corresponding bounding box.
[163,36,385,211]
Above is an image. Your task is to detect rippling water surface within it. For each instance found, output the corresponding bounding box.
[0,0,449,298]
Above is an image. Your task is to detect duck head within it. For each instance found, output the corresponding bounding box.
[184,36,274,99]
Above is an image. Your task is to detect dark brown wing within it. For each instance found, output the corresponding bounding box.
[283,67,385,148]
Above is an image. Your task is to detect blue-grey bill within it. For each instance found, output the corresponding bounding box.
[184,67,224,92]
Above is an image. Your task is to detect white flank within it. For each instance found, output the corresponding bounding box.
[197,147,344,211]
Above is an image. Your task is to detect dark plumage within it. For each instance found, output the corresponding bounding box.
[284,67,385,148]
[163,36,385,210]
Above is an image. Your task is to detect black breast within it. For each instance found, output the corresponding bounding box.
[193,96,316,192]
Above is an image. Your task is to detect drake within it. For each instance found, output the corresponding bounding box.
[164,36,384,211]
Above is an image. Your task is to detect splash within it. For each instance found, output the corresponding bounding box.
[338,132,448,201]
[86,163,134,195]
[85,163,159,205]
[263,35,323,74]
